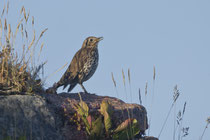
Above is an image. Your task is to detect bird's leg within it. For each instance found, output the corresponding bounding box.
[80,83,88,93]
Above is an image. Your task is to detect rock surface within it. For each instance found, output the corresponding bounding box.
[0,92,157,140]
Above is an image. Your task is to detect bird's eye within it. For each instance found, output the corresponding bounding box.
[89,39,93,42]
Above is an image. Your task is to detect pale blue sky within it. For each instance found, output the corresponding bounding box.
[2,0,210,139]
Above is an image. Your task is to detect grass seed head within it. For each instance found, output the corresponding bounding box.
[111,72,116,88]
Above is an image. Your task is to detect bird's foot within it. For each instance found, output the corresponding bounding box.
[46,87,57,94]
[79,83,89,94]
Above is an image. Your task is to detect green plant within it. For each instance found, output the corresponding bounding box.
[0,2,47,94]
[3,135,26,140]
[71,94,140,140]
[72,94,104,139]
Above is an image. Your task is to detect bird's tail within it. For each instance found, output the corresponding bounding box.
[67,84,77,92]
[45,81,62,94]
[53,80,64,89]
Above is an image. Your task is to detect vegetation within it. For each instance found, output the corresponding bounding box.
[3,135,26,140]
[63,93,140,140]
[111,68,192,140]
[0,1,209,140]
[0,1,47,95]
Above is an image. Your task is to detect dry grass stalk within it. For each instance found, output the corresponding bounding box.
[14,18,23,41]
[122,69,126,87]
[0,3,47,94]
[200,117,210,140]
[34,28,48,48]
[32,16,34,26]
[128,68,131,84]
[122,68,128,102]
[25,29,28,39]
[148,65,156,135]
[20,6,24,15]
[153,65,156,81]
[207,117,210,124]
[127,69,132,102]
[173,85,180,103]
[112,71,131,139]
[182,102,186,115]
[158,85,181,138]
[22,7,27,22]
[4,18,7,31]
[40,28,48,37]
[47,62,68,80]
[8,24,11,40]
[177,102,188,140]
[0,19,2,46]
[26,11,30,23]
[6,1,9,14]
[111,72,116,88]
[139,88,142,105]
[1,4,5,17]
[145,82,148,96]
[21,23,24,38]
[27,30,35,52]
[38,42,44,61]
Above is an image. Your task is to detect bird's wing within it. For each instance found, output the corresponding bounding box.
[63,48,89,81]
[74,47,90,73]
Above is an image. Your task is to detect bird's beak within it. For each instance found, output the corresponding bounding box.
[97,37,103,42]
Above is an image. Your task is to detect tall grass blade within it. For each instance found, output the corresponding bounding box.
[148,66,156,135]
[128,68,132,103]
[122,69,128,102]
[111,72,118,97]
[47,62,68,80]
[200,117,210,140]
[1,4,5,17]
[158,85,180,139]
[0,19,2,46]
[6,1,9,15]
[139,88,142,105]
[32,16,34,27]
[38,42,44,61]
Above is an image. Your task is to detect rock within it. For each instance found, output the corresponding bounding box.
[139,136,159,140]
[0,92,157,140]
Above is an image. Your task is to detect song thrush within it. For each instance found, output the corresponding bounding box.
[50,36,103,93]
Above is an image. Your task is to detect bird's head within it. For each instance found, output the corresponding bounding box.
[82,36,103,48]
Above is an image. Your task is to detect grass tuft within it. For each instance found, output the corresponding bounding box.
[0,2,47,95]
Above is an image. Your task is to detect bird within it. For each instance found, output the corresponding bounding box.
[49,36,103,94]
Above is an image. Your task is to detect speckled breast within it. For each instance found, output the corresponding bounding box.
[82,48,99,82]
